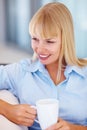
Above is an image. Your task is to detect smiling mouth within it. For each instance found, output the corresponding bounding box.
[38,54,50,60]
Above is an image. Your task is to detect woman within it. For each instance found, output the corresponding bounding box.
[0,2,87,130]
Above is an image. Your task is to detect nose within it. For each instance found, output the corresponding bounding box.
[37,41,46,52]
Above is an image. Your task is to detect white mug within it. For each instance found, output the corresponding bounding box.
[32,98,59,130]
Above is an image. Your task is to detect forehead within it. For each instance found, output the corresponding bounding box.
[31,25,61,40]
[32,35,58,40]
[29,13,61,39]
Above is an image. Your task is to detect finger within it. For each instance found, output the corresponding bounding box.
[46,123,60,130]
[22,112,36,120]
[58,126,70,130]
[17,116,34,126]
[25,105,37,115]
[24,118,34,126]
[46,120,63,130]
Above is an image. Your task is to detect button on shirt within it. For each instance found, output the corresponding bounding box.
[0,59,87,129]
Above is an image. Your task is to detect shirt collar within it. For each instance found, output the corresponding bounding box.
[22,59,87,78]
[28,59,48,75]
[65,65,87,78]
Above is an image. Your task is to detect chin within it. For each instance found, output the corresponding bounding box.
[40,61,52,66]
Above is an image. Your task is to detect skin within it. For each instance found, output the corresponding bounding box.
[0,99,36,126]
[31,35,61,66]
[46,118,87,130]
[31,31,62,84]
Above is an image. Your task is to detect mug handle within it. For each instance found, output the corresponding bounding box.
[31,105,39,123]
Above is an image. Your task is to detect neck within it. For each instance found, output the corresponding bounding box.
[45,63,58,85]
[45,63,65,85]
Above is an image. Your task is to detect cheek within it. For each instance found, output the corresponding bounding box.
[57,45,61,53]
[50,39,62,54]
[56,42,62,52]
[31,43,36,50]
[51,45,61,54]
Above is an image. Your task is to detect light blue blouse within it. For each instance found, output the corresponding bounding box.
[0,59,87,130]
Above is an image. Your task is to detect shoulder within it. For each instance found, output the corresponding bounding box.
[2,58,40,74]
[19,58,40,72]
[0,59,33,84]
[0,58,32,75]
[19,58,32,68]
[12,58,35,73]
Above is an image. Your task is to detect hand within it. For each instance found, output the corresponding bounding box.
[46,118,71,130]
[3,104,37,126]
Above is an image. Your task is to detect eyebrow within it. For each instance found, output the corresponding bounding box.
[45,38,56,40]
[32,36,56,41]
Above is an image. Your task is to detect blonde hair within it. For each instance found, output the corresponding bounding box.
[29,2,87,82]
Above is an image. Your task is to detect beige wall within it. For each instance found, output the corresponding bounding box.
[0,44,32,64]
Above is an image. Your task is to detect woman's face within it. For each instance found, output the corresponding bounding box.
[31,31,62,65]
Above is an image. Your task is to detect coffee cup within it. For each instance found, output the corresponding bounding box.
[32,98,59,130]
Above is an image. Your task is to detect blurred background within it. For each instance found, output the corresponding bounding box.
[0,0,87,64]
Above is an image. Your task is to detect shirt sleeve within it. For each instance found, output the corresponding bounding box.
[0,58,31,96]
[0,63,19,94]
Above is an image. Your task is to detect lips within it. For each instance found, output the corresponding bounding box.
[38,54,50,60]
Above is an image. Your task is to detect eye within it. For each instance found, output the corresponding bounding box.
[46,40,55,44]
[32,37,39,41]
